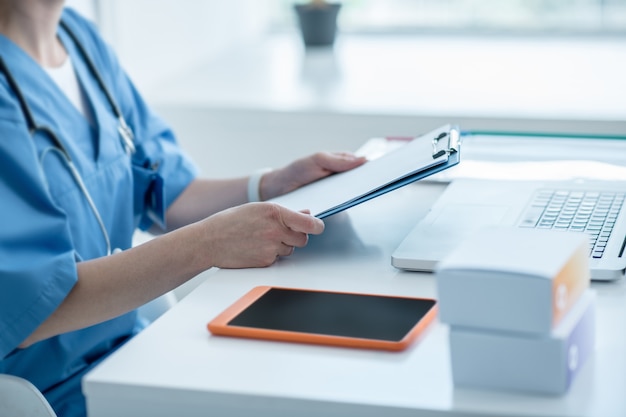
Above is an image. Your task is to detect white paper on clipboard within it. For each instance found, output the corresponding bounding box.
[270,124,461,218]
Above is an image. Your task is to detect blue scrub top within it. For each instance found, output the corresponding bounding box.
[0,8,197,417]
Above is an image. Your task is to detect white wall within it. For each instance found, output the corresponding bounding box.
[65,1,626,182]
[65,0,97,21]
[94,0,271,92]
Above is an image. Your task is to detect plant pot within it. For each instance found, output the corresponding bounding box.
[294,2,342,47]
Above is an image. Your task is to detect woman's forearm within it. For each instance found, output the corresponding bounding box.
[18,200,325,348]
[164,177,248,231]
[18,222,209,348]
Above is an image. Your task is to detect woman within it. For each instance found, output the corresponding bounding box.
[0,2,366,416]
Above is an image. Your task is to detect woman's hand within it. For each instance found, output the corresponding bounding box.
[259,152,367,201]
[198,202,324,269]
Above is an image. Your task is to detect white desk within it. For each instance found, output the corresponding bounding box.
[83,179,626,417]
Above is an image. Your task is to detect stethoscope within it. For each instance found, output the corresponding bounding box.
[0,20,135,256]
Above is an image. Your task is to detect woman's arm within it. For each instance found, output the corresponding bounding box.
[18,152,365,347]
[164,152,367,231]
[19,202,324,348]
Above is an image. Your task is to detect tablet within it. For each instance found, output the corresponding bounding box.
[207,286,438,351]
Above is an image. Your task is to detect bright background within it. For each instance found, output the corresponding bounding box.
[65,0,626,180]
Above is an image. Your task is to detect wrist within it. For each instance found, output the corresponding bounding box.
[247,168,272,202]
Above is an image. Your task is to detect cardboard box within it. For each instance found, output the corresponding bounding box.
[436,227,590,335]
[449,290,595,395]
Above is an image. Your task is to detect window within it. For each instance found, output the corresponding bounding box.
[272,0,626,35]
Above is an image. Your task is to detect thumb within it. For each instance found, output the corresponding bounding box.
[282,207,325,235]
[316,152,367,174]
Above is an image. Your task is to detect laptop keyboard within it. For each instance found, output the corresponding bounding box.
[519,189,625,258]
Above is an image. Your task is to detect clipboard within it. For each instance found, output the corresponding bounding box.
[270,124,461,218]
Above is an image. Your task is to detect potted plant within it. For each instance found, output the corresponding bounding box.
[294,0,342,47]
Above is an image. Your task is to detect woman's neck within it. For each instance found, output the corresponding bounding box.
[0,0,66,67]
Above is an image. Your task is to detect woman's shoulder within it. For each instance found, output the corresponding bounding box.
[61,8,103,43]
[60,8,119,70]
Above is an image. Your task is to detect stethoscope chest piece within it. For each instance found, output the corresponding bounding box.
[117,117,136,155]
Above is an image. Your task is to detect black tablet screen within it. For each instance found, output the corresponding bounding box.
[227,288,436,342]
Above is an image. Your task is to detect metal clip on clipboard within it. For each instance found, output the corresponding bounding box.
[432,128,460,159]
[270,124,462,219]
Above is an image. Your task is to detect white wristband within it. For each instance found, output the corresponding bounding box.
[247,168,272,202]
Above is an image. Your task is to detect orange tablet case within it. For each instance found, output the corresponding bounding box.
[207,286,438,351]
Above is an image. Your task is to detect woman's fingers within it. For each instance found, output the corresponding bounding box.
[279,205,324,235]
[277,243,295,257]
[200,203,324,269]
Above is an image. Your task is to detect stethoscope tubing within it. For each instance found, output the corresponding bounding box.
[40,146,113,256]
[59,21,135,154]
[0,20,135,256]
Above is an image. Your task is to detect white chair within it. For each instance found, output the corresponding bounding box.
[0,374,57,417]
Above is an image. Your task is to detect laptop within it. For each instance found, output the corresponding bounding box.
[391,178,626,281]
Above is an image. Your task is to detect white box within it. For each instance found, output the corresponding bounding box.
[436,227,590,335]
[449,290,595,395]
